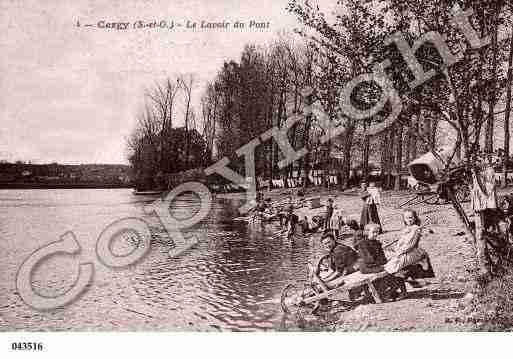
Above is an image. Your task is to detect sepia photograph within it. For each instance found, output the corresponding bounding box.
[1,0,513,354]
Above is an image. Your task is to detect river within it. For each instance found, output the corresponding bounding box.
[0,189,326,331]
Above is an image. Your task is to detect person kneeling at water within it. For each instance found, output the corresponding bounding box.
[282,205,299,236]
[312,233,358,287]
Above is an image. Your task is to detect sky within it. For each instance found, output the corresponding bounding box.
[0,0,336,165]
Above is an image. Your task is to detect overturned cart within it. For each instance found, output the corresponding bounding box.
[280,255,433,315]
[409,150,513,272]
[280,271,392,315]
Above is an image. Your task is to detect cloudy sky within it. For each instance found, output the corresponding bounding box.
[0,0,336,164]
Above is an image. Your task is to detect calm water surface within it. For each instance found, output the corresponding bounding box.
[0,189,325,331]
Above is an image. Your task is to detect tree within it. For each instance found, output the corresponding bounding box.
[127,76,207,189]
[205,39,316,186]
[178,74,195,168]
[201,81,220,164]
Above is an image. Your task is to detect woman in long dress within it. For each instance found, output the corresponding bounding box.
[359,182,383,233]
[384,209,432,276]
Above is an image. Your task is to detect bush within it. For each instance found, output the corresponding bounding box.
[475,269,513,330]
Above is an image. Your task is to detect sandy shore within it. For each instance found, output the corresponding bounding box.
[220,186,490,330]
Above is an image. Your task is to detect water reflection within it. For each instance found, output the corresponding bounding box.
[0,189,324,331]
[131,194,322,330]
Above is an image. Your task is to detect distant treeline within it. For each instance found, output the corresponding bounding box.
[0,162,132,188]
[126,74,211,190]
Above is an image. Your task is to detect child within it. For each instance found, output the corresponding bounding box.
[355,223,387,274]
[324,198,334,231]
[353,223,407,301]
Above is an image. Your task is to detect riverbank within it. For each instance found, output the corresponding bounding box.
[316,188,478,330]
[0,182,133,189]
[1,186,510,331]
[220,186,509,330]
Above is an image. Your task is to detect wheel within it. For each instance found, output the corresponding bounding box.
[454,183,471,203]
[280,283,298,314]
[423,194,448,205]
[280,282,322,316]
[293,286,325,315]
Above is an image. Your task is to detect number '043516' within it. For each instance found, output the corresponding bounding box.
[11,342,44,351]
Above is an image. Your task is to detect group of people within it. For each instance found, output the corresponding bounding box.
[250,157,509,300]
[251,181,438,300]
[252,180,384,238]
[320,181,383,239]
[314,209,434,301]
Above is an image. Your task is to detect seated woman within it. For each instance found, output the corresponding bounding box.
[384,210,434,282]
[355,223,406,301]
[355,223,387,274]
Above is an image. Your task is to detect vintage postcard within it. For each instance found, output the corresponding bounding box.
[1,0,513,351]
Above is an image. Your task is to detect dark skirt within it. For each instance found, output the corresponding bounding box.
[360,203,382,231]
[401,256,435,280]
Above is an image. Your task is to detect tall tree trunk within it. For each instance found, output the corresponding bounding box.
[301,109,313,190]
[430,119,438,150]
[381,131,389,186]
[418,110,429,154]
[386,126,396,189]
[485,101,495,153]
[266,89,275,186]
[394,125,403,190]
[405,119,411,165]
[271,90,285,184]
[424,116,432,152]
[362,133,370,183]
[503,26,513,187]
[411,111,418,159]
[341,126,354,189]
[485,2,501,154]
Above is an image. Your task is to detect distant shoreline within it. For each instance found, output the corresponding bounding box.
[0,183,133,189]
